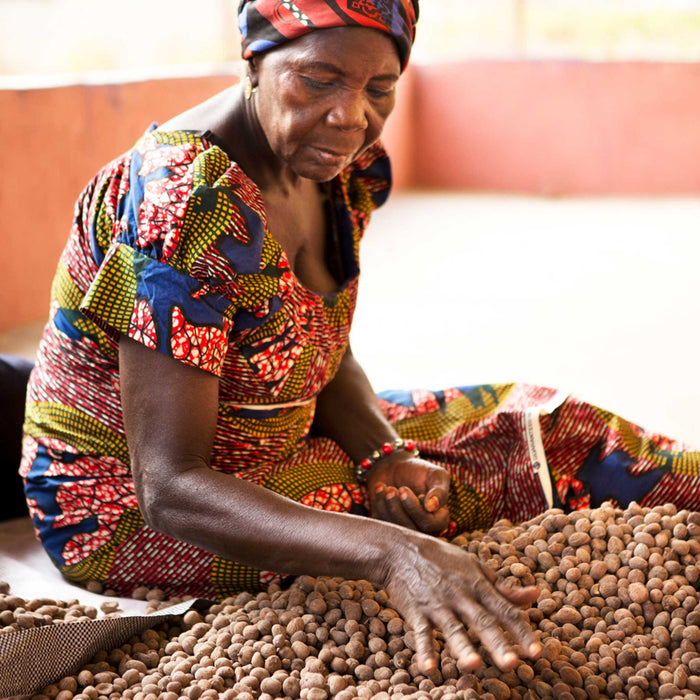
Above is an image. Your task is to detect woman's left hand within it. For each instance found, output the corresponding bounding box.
[367,454,451,535]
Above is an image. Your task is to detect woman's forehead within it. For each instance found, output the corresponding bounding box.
[260,26,401,76]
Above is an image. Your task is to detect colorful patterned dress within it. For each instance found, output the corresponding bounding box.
[21,128,700,600]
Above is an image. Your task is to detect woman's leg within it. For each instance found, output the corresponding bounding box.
[377,383,700,536]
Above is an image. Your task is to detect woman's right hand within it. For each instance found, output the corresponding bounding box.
[380,531,542,674]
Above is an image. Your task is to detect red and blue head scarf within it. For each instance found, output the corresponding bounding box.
[238,0,419,71]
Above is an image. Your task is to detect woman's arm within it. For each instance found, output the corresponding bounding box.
[313,345,450,533]
[120,335,391,580]
[119,335,541,673]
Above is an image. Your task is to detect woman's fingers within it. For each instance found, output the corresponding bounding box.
[496,578,542,607]
[369,483,391,522]
[476,561,541,655]
[423,469,451,512]
[410,583,536,676]
[409,615,440,675]
[455,577,542,668]
[383,486,419,529]
[398,487,450,534]
[429,608,481,673]
[423,486,443,513]
[373,484,449,534]
[371,484,417,530]
[486,581,542,659]
[452,595,519,670]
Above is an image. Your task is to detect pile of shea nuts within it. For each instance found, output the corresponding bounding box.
[3,501,700,700]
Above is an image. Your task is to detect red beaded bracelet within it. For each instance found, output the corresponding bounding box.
[356,438,419,484]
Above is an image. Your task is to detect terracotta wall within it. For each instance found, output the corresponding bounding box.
[2,60,700,331]
[411,61,700,195]
[0,76,235,333]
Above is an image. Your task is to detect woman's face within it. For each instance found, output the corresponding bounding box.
[250,26,401,182]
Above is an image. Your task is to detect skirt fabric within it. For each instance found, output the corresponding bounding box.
[22,382,700,600]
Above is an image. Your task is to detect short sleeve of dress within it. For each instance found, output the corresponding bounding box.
[80,130,275,377]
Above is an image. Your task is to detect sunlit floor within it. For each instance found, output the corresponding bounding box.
[2,193,700,448]
[353,193,700,450]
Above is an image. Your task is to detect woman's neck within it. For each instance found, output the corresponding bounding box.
[158,85,301,194]
[219,86,304,195]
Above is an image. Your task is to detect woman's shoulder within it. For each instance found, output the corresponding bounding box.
[79,123,266,283]
[116,127,265,263]
[133,127,239,183]
[85,125,246,209]
[142,127,262,206]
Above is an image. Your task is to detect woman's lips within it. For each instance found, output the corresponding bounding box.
[310,145,355,165]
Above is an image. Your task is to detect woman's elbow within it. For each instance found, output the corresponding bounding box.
[133,469,185,535]
[130,454,215,542]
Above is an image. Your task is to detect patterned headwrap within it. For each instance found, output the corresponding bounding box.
[238,0,419,71]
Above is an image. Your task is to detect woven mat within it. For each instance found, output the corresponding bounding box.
[0,598,211,697]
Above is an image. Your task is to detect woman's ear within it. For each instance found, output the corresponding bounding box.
[247,57,260,89]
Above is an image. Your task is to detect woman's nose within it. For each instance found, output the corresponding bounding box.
[326,89,369,131]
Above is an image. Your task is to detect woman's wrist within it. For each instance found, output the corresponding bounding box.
[356,437,419,484]
[362,516,423,587]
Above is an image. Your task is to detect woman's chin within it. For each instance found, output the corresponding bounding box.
[290,149,356,182]
[295,164,347,182]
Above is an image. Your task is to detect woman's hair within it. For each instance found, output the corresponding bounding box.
[238,0,419,70]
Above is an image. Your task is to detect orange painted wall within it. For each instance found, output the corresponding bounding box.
[0,76,235,333]
[411,61,700,195]
[2,61,700,332]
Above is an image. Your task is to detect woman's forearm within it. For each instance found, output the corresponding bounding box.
[314,346,399,463]
[142,459,408,585]
[119,336,407,586]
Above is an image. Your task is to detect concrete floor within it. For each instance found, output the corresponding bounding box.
[2,193,699,447]
[352,193,700,449]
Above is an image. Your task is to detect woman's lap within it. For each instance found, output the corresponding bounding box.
[22,383,700,598]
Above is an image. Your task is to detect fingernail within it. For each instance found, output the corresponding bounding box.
[501,651,517,669]
[374,483,384,495]
[399,487,409,500]
[457,651,481,672]
[529,641,543,657]
[385,487,397,499]
[419,654,437,673]
[426,496,439,511]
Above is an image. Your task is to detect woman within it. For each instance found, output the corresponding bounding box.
[20,0,699,674]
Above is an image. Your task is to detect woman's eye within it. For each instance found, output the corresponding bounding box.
[368,87,393,99]
[303,77,332,90]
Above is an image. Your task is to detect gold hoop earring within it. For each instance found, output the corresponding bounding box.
[244,76,256,100]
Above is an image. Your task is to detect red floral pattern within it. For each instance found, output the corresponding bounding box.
[170,306,232,373]
[137,151,194,257]
[129,298,157,349]
[300,483,364,512]
[54,476,139,565]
